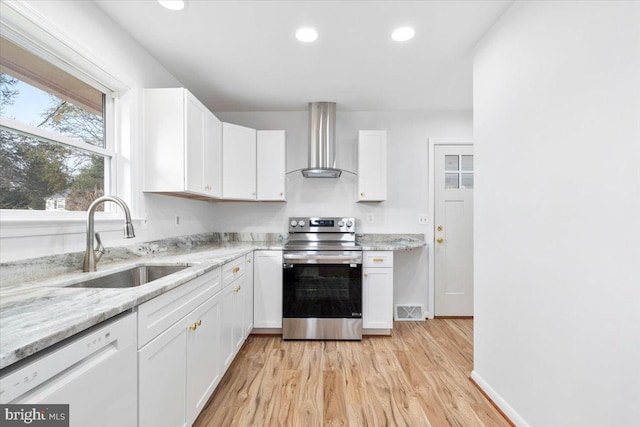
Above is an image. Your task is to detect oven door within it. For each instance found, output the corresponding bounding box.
[283,251,362,319]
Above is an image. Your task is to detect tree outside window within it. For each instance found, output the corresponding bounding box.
[0,36,110,211]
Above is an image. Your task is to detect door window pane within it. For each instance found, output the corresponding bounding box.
[461,173,474,189]
[461,155,473,171]
[445,155,459,171]
[445,173,459,189]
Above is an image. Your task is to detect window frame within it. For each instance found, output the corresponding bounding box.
[0,1,132,239]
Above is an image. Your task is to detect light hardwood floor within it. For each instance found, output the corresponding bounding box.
[194,319,510,427]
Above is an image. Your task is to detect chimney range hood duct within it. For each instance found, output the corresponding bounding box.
[302,102,342,178]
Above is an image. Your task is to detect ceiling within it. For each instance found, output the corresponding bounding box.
[95,0,512,112]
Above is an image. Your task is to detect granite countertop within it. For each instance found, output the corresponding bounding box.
[0,232,425,370]
[357,233,427,251]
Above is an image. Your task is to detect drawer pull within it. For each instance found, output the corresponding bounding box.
[232,267,240,273]
[234,286,241,293]
[364,273,368,277]
[189,319,202,331]
[373,258,384,262]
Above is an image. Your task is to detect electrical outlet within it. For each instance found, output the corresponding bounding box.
[366,213,375,223]
[418,214,428,225]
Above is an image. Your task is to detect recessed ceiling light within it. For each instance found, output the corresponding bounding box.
[158,0,185,11]
[296,28,318,43]
[392,27,415,42]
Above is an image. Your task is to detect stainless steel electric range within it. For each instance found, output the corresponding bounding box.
[282,217,363,340]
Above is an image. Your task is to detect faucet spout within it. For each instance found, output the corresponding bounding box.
[83,196,135,272]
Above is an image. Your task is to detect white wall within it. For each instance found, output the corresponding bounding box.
[215,111,472,312]
[0,1,217,262]
[473,1,640,425]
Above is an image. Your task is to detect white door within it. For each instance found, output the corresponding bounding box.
[434,145,474,316]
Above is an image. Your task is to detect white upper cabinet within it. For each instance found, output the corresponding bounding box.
[222,122,257,200]
[205,112,223,197]
[257,130,286,201]
[358,130,387,202]
[143,88,222,198]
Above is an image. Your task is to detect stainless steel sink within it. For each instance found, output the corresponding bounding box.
[66,265,191,289]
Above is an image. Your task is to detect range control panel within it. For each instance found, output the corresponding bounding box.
[288,217,355,233]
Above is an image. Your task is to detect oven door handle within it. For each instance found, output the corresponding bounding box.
[283,253,362,264]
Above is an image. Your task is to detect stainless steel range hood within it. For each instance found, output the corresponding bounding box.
[302,102,342,178]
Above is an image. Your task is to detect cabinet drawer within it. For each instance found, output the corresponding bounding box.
[138,268,221,347]
[222,256,245,287]
[363,251,394,268]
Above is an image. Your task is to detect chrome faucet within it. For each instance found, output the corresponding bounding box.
[83,196,135,272]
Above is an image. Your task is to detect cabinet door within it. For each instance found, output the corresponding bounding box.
[143,88,185,192]
[358,130,387,202]
[139,321,188,427]
[363,267,393,329]
[220,282,237,370]
[233,275,246,352]
[244,253,254,337]
[185,92,207,196]
[254,251,283,328]
[257,130,286,200]
[186,293,222,425]
[222,122,256,200]
[205,111,222,197]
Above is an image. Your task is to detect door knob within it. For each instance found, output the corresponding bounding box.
[437,225,443,231]
[436,237,444,243]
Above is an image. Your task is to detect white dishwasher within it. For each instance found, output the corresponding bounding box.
[0,312,137,427]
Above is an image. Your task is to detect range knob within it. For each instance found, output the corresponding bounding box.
[338,220,345,227]
[290,220,298,227]
[346,220,353,228]
[298,220,306,227]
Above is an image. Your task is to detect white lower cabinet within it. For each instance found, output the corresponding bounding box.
[253,250,283,329]
[186,292,223,425]
[138,319,188,427]
[244,252,255,336]
[136,252,267,426]
[138,265,244,427]
[363,251,394,330]
[220,275,245,369]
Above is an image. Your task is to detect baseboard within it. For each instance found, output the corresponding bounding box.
[470,370,529,427]
[363,328,391,336]
[434,316,473,319]
[250,328,282,335]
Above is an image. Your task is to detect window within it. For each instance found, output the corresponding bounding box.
[444,154,474,189]
[0,36,113,211]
